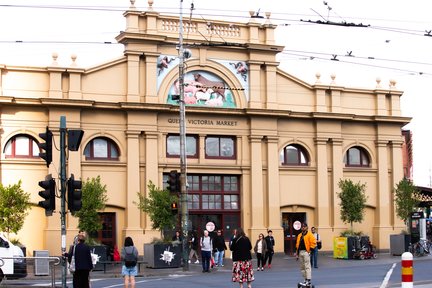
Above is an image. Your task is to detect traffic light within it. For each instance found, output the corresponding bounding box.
[67,129,84,151]
[171,201,179,215]
[38,127,53,167]
[167,170,180,194]
[38,174,56,216]
[67,174,82,213]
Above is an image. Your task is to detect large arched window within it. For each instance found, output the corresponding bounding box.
[84,137,119,160]
[344,146,370,167]
[4,134,39,158]
[280,144,309,166]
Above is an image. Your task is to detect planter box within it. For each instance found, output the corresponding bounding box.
[144,243,181,268]
[89,245,108,271]
[390,234,411,256]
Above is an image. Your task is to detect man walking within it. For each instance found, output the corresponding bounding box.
[295,223,316,287]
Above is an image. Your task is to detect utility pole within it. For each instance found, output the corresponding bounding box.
[178,0,189,271]
[60,116,67,287]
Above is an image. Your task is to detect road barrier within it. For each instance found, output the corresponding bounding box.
[401,252,413,288]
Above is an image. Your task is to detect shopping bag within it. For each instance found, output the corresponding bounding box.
[69,255,76,273]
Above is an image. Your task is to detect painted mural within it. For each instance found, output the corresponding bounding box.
[167,71,236,108]
[217,59,249,101]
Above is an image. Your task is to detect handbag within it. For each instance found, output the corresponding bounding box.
[317,241,322,250]
[69,245,76,273]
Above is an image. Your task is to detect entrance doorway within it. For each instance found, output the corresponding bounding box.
[96,212,116,260]
[282,212,306,255]
[189,213,239,241]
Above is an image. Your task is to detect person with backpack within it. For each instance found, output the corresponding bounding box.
[121,236,139,288]
[200,230,213,272]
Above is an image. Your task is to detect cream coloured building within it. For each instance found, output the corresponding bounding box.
[0,2,410,256]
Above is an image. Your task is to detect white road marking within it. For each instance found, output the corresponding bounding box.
[380,262,397,288]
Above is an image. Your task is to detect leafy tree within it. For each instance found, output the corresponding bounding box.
[338,179,368,230]
[135,181,178,241]
[0,180,31,238]
[73,176,108,243]
[394,178,420,232]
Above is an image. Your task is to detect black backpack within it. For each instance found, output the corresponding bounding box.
[124,247,137,268]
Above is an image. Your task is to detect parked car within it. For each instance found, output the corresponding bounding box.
[0,234,27,282]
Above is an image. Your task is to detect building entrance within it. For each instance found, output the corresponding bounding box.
[282,212,306,255]
[189,213,239,241]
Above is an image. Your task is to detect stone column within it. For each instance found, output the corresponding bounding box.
[127,53,141,102]
[123,130,142,242]
[144,53,159,103]
[143,132,160,243]
[265,64,278,109]
[374,140,391,248]
[248,62,262,109]
[391,140,405,228]
[315,137,330,226]
[265,136,283,251]
[249,135,265,234]
[331,138,344,230]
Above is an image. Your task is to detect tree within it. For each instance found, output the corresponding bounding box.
[73,176,108,243]
[338,179,368,231]
[135,181,178,241]
[394,178,420,232]
[0,180,31,238]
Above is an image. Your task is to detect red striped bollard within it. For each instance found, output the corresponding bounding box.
[401,252,413,288]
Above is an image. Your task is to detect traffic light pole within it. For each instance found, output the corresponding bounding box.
[178,0,189,271]
[60,116,67,288]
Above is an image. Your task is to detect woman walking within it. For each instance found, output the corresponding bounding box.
[230,228,254,288]
[253,233,267,271]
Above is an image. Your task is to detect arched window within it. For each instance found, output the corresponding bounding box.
[280,144,309,166]
[4,134,39,158]
[84,137,119,160]
[344,146,370,167]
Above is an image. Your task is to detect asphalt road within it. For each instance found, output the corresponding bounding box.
[2,253,432,287]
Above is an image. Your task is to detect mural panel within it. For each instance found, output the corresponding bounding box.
[167,71,236,108]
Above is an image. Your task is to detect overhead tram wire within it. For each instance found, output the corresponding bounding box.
[2,3,432,38]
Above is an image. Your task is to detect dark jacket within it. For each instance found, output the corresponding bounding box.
[230,235,252,261]
[68,242,93,271]
[189,234,199,250]
[213,235,227,252]
[265,235,275,252]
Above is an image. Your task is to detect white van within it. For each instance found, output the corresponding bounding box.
[0,234,27,282]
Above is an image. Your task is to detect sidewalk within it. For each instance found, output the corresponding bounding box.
[22,252,432,285]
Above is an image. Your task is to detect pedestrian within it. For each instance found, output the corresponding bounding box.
[263,230,275,268]
[121,236,138,288]
[200,230,213,272]
[172,231,182,244]
[213,229,227,267]
[67,232,93,288]
[310,227,321,268]
[253,233,267,271]
[230,227,254,288]
[295,222,316,287]
[188,231,200,264]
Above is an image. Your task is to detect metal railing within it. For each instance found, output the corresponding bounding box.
[0,256,61,287]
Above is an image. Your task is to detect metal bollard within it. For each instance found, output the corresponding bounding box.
[401,252,413,288]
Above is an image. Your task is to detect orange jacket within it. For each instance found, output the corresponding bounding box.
[296,231,317,253]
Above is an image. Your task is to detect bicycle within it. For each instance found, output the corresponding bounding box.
[409,239,431,257]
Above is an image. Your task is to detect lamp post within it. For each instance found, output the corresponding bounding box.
[178,0,189,271]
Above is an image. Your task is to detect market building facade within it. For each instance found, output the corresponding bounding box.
[0,2,410,256]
